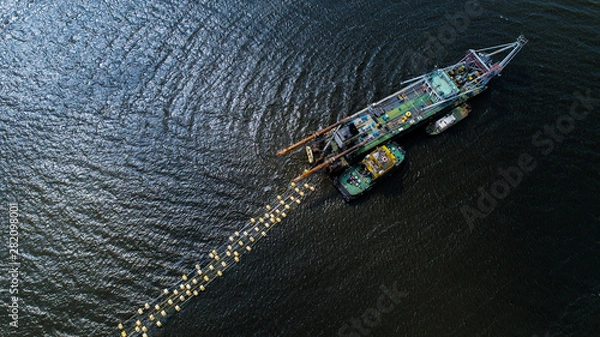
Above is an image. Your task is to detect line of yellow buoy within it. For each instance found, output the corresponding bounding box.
[117,182,316,337]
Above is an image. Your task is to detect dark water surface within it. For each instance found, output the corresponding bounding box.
[1,0,599,336]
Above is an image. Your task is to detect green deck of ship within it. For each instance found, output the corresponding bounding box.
[335,143,406,199]
[336,69,466,160]
[378,92,433,123]
[375,71,458,126]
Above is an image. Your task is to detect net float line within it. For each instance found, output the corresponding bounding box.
[116,181,316,337]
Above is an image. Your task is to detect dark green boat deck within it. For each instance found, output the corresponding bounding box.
[335,143,406,200]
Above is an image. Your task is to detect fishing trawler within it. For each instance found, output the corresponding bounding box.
[280,35,527,195]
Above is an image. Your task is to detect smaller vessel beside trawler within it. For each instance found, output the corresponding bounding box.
[426,104,471,135]
[278,35,528,200]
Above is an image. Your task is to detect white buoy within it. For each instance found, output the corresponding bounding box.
[163,289,169,295]
[173,290,179,295]
[155,304,160,311]
[200,285,206,291]
[157,320,162,327]
[144,303,150,310]
[179,295,185,302]
[118,323,124,330]
[149,314,155,321]
[204,275,210,281]
[161,310,167,317]
[185,284,191,290]
[136,320,142,326]
[246,246,252,252]
[192,278,198,284]
[175,305,181,312]
[137,308,143,314]
[142,326,148,332]
[234,257,240,262]
[217,270,223,276]
[168,299,173,305]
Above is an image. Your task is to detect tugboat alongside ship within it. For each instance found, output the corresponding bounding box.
[334,142,406,201]
[277,35,528,200]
